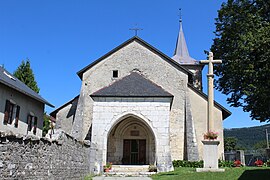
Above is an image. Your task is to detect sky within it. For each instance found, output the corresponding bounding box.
[0,0,268,129]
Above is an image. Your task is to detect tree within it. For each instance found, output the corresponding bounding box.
[13,59,40,93]
[224,137,237,151]
[43,113,51,137]
[253,140,267,150]
[211,0,270,122]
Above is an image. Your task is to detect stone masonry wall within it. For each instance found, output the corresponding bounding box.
[73,41,188,160]
[0,131,91,180]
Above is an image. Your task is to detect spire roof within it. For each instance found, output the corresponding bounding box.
[172,19,198,65]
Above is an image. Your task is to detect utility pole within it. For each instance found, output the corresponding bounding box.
[266,129,269,149]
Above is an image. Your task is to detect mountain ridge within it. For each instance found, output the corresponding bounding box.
[224,124,270,150]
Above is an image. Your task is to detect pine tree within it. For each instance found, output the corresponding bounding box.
[14,59,40,93]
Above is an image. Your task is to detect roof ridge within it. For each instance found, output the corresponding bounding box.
[0,66,54,107]
[77,36,193,79]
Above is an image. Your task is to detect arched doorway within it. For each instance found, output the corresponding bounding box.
[107,115,156,165]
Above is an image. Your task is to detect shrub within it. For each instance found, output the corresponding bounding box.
[173,160,203,168]
[265,160,270,167]
[218,160,234,167]
[173,160,234,168]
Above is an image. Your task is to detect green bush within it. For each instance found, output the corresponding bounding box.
[173,160,203,168]
[218,160,234,167]
[173,160,234,168]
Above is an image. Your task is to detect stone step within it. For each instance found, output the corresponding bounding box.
[105,171,156,177]
[111,165,150,172]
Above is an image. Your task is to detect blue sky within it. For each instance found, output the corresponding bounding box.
[0,0,267,128]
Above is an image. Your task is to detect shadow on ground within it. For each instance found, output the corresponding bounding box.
[238,169,270,180]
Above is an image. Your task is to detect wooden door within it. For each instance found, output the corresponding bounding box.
[123,139,146,165]
[123,140,131,165]
[138,140,146,164]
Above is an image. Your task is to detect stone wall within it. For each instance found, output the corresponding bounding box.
[0,131,91,180]
[73,40,188,160]
[91,97,173,172]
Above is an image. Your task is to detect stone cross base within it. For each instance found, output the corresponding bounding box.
[196,140,225,172]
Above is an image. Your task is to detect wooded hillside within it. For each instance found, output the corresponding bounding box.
[224,124,270,150]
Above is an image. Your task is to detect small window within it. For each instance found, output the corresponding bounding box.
[27,115,33,131]
[3,100,15,124]
[113,70,118,78]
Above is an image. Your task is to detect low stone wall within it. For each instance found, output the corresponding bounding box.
[0,131,91,180]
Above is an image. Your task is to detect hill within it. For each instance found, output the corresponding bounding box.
[224,124,270,150]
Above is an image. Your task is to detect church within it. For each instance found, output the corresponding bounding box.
[50,20,231,172]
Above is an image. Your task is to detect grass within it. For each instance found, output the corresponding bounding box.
[152,167,270,180]
[83,173,93,180]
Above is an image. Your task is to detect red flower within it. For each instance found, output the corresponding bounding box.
[234,160,241,167]
[254,160,263,166]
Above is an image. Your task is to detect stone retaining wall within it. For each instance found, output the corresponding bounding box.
[0,131,91,180]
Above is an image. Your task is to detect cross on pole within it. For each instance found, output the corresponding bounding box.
[200,52,222,132]
[129,25,143,36]
[179,8,182,22]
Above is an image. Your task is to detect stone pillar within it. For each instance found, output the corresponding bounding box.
[236,150,245,166]
[196,140,224,172]
[156,136,174,172]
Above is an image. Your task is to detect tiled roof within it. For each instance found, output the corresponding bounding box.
[91,72,173,97]
[0,66,54,107]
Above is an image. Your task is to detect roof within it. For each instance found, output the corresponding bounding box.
[171,20,199,65]
[77,36,193,79]
[187,83,231,120]
[0,66,54,107]
[91,72,173,98]
[50,95,79,118]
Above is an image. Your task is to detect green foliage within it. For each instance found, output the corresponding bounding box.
[83,174,93,180]
[224,124,270,150]
[224,137,238,151]
[13,59,40,93]
[172,160,203,168]
[219,160,234,167]
[211,0,270,122]
[43,114,50,137]
[266,160,270,167]
[253,140,267,150]
[173,160,234,168]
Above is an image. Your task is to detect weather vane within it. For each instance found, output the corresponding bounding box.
[129,24,143,36]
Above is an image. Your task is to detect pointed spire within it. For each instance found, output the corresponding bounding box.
[172,9,197,65]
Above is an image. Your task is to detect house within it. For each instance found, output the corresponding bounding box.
[0,66,53,137]
[50,20,231,172]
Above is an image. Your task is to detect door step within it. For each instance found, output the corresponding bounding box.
[112,165,149,172]
[104,165,156,176]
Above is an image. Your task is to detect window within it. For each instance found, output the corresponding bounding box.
[113,70,118,78]
[3,100,20,126]
[28,114,38,135]
[27,115,33,131]
[33,117,37,135]
[14,106,20,128]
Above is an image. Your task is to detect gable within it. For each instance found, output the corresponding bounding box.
[91,72,173,97]
[77,36,193,80]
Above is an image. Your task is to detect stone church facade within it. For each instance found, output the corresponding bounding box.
[50,22,231,172]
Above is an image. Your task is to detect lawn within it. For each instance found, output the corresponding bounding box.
[152,167,270,180]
